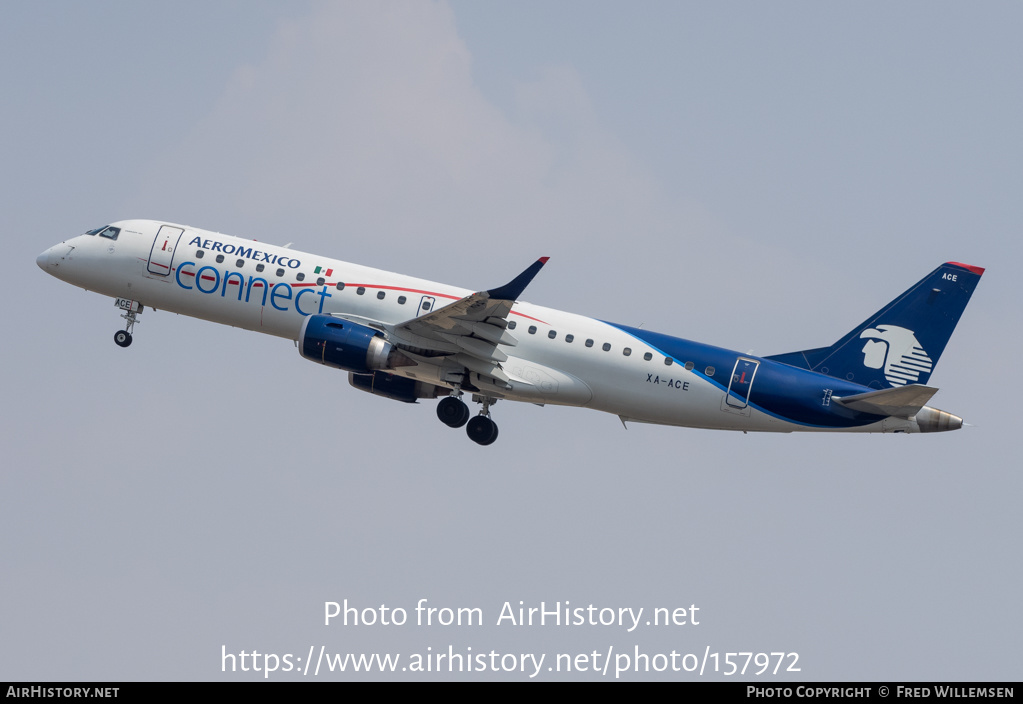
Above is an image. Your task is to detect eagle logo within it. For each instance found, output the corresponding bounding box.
[859,325,933,386]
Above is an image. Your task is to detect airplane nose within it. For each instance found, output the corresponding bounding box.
[37,243,70,273]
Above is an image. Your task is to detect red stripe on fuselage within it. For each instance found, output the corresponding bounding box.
[345,283,461,300]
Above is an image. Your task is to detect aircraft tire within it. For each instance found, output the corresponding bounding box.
[114,330,133,348]
[437,397,470,428]
[466,415,498,446]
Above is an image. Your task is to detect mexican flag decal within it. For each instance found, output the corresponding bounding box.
[314,265,334,277]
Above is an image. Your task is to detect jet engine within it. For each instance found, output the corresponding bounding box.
[348,371,442,404]
[299,315,412,374]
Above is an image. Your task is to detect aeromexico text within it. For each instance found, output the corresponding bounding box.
[190,236,302,269]
[177,237,327,316]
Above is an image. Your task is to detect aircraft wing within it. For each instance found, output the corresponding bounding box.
[832,384,939,418]
[386,257,550,386]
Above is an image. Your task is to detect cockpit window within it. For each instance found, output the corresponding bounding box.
[97,226,120,240]
[84,226,106,236]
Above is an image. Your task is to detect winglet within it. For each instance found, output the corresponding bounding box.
[486,257,550,301]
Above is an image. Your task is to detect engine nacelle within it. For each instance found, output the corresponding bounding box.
[299,315,399,373]
[348,371,442,404]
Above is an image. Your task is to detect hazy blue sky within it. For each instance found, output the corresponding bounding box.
[2,1,1020,681]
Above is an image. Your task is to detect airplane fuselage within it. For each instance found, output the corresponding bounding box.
[38,220,980,441]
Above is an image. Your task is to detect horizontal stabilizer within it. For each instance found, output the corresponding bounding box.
[833,384,939,418]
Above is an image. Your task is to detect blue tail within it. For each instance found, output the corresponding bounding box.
[767,262,984,389]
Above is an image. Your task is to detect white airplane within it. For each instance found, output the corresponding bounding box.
[37,220,983,445]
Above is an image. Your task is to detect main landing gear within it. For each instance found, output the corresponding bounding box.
[436,393,499,446]
[437,396,471,428]
[466,414,499,446]
[114,299,142,348]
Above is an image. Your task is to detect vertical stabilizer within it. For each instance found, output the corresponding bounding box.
[766,262,984,389]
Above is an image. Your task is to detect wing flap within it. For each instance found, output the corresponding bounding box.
[464,321,517,347]
[453,353,511,384]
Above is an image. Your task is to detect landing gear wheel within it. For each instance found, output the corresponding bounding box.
[437,396,471,428]
[114,299,141,347]
[466,415,499,446]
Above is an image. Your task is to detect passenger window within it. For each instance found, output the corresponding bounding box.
[508,320,517,330]
[196,250,205,259]
[236,259,245,268]
[664,357,673,366]
[296,273,305,282]
[565,334,574,343]
[623,347,632,356]
[255,263,264,272]
[585,339,594,348]
[216,254,225,263]
[548,330,557,339]
[528,326,537,335]
[705,366,715,376]
[335,282,345,290]
[276,268,285,277]
[357,287,366,295]
[398,295,406,304]
[684,361,694,371]
[316,277,325,286]
[602,343,611,352]
[421,301,432,311]
[643,352,652,361]
[377,291,385,300]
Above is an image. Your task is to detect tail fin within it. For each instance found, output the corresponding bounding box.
[766,262,984,389]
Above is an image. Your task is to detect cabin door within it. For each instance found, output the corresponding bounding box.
[725,357,760,410]
[148,225,184,276]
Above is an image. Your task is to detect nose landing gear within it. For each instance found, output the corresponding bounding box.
[114,298,142,348]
